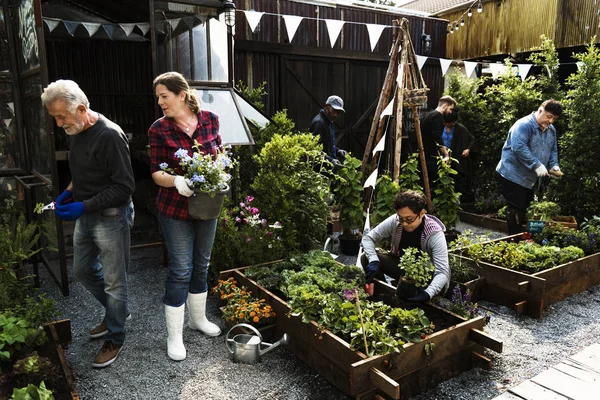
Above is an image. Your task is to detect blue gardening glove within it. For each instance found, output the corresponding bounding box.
[407,289,430,303]
[365,261,380,283]
[55,190,73,207]
[55,202,86,221]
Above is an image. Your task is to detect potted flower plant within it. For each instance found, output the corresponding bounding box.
[333,155,364,255]
[160,141,233,220]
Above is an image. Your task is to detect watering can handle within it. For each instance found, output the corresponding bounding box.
[225,323,264,354]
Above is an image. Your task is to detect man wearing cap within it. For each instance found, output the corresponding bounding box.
[310,95,348,167]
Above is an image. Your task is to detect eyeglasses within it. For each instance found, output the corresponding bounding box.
[396,214,420,225]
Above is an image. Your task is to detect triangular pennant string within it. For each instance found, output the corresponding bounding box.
[464,61,478,78]
[517,64,533,82]
[365,23,385,52]
[63,21,80,36]
[380,97,394,120]
[372,133,386,156]
[169,18,182,31]
[416,55,427,71]
[439,58,453,77]
[182,16,196,30]
[3,118,12,128]
[244,10,264,33]
[119,23,136,37]
[325,19,345,48]
[155,21,165,35]
[82,22,101,37]
[137,23,150,36]
[363,169,378,189]
[283,15,303,43]
[44,18,61,33]
[102,24,117,39]
[7,103,14,115]
[489,63,507,80]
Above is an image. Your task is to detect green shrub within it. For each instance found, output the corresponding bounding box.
[371,175,400,227]
[333,155,364,234]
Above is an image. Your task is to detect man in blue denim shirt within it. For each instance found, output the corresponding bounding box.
[496,99,563,234]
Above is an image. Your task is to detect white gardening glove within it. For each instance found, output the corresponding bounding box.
[173,175,194,197]
[535,164,548,177]
[549,166,564,178]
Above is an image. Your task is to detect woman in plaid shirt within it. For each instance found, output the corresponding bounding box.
[148,72,222,361]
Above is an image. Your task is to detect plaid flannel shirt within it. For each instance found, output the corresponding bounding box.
[148,110,222,220]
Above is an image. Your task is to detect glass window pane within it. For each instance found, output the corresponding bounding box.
[209,18,228,82]
[21,75,51,180]
[195,89,251,145]
[0,81,22,169]
[176,30,191,78]
[15,0,40,73]
[0,6,10,73]
[192,24,208,81]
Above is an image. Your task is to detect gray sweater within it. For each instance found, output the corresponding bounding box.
[362,214,451,298]
[68,114,134,212]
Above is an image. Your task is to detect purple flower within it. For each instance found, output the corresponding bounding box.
[250,207,260,215]
[159,162,169,170]
[246,196,254,203]
[342,288,358,302]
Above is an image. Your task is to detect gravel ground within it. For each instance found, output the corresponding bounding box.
[38,221,600,399]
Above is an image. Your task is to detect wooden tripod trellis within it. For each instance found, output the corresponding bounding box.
[361,18,432,212]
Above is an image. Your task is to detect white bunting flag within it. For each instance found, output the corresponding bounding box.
[7,102,14,115]
[325,19,345,48]
[380,98,394,120]
[517,64,532,82]
[63,21,79,36]
[355,212,371,268]
[489,63,507,80]
[44,18,61,33]
[137,23,150,36]
[3,118,12,128]
[244,10,264,33]
[119,23,136,37]
[577,61,584,71]
[363,169,378,189]
[372,133,386,156]
[365,24,385,52]
[169,18,181,31]
[416,55,427,71]
[82,22,101,37]
[102,24,117,39]
[283,15,303,43]
[396,63,404,87]
[439,58,453,77]
[464,61,478,78]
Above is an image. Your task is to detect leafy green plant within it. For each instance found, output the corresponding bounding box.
[371,175,399,227]
[548,39,600,220]
[235,80,267,112]
[252,133,330,252]
[398,248,434,288]
[0,215,42,268]
[12,351,52,375]
[0,311,46,362]
[11,381,54,400]
[334,155,364,234]
[527,201,561,221]
[398,153,423,192]
[433,156,461,229]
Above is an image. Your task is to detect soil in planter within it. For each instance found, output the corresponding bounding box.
[0,339,72,400]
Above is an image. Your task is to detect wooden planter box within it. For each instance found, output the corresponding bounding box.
[458,210,509,234]
[454,234,600,319]
[44,319,79,400]
[444,276,483,303]
[220,266,502,399]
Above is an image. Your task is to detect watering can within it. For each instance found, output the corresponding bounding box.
[225,323,289,364]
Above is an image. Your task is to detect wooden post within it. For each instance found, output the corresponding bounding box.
[412,105,433,212]
[392,29,408,182]
[361,24,402,178]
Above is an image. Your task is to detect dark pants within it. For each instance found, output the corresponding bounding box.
[500,176,534,234]
[361,252,402,281]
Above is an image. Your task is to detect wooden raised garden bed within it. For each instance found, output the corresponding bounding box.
[220,266,502,399]
[458,210,509,234]
[454,234,600,319]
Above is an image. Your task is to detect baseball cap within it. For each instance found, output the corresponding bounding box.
[326,95,345,112]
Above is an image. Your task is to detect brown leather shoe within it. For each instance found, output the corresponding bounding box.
[90,314,132,339]
[92,341,123,368]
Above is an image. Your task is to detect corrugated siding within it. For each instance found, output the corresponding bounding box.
[444,0,558,59]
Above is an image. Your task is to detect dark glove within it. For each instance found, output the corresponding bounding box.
[55,190,73,207]
[55,202,86,221]
[331,158,343,169]
[337,149,348,159]
[407,289,430,303]
[365,261,380,283]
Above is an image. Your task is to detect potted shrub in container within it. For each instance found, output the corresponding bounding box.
[395,248,434,300]
[334,156,364,256]
[527,201,577,230]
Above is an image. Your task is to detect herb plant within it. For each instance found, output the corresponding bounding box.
[371,175,400,227]
[433,155,461,230]
[333,155,364,235]
[398,153,423,192]
[398,248,434,288]
[527,201,561,221]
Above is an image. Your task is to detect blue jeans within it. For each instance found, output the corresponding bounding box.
[72,202,134,345]
[159,214,218,307]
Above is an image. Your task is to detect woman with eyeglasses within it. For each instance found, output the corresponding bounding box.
[360,189,450,302]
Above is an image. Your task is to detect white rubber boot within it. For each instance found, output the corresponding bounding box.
[165,304,186,361]
[186,292,221,336]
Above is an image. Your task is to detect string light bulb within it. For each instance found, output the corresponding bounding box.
[468,8,473,17]
[461,17,465,26]
[455,23,459,31]
[477,0,483,13]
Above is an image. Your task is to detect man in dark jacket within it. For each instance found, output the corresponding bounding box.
[420,95,456,183]
[310,95,348,167]
[442,108,476,200]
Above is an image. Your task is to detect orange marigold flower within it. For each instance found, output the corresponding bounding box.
[250,311,256,317]
[238,313,245,319]
[264,313,271,318]
[253,316,260,323]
